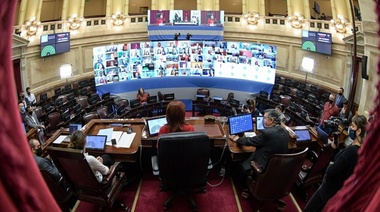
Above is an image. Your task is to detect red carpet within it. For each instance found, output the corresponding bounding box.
[74,170,307,211]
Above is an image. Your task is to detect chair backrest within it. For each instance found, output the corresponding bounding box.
[116,99,129,108]
[46,147,110,202]
[34,106,44,120]
[48,112,62,130]
[197,88,210,98]
[157,91,164,101]
[97,106,110,119]
[301,145,335,187]
[40,170,72,205]
[158,132,210,190]
[77,96,89,109]
[251,148,308,201]
[83,112,99,124]
[280,95,291,107]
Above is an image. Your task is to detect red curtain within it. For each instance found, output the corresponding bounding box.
[0,0,60,211]
[324,2,380,211]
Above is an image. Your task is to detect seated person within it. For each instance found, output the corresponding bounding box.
[338,100,353,126]
[229,109,289,173]
[29,139,61,182]
[158,101,194,146]
[243,99,261,117]
[275,104,286,123]
[136,88,149,104]
[69,131,114,182]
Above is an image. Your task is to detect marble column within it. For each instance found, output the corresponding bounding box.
[331,0,350,21]
[19,0,43,24]
[62,0,85,20]
[106,0,129,16]
[197,0,219,10]
[287,0,305,17]
[243,0,265,15]
[152,0,173,10]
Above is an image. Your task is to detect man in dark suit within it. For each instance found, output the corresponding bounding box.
[335,87,347,109]
[229,109,289,173]
[29,139,61,182]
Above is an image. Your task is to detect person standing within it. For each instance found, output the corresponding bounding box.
[25,87,37,105]
[335,87,347,109]
[319,94,339,134]
[304,115,368,212]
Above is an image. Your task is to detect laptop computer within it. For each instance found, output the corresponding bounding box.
[69,124,82,135]
[294,129,312,142]
[85,135,107,151]
[146,116,167,137]
[256,116,265,131]
[317,127,329,144]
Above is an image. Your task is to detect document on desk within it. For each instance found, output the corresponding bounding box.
[116,132,136,148]
[53,135,67,144]
[98,128,113,142]
[244,132,256,138]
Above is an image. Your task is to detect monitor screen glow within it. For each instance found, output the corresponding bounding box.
[229,114,253,135]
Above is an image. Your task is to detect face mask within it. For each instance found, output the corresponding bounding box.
[20,107,25,113]
[338,93,343,96]
[28,111,33,115]
[36,147,43,156]
[329,100,334,104]
[27,92,31,95]
[348,127,357,140]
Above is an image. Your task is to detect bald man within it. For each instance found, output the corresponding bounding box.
[29,139,61,182]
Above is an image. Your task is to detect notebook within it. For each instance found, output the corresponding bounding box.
[85,135,107,151]
[294,129,312,142]
[146,116,167,137]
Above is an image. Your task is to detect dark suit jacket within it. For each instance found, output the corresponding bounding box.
[335,94,347,109]
[236,125,289,171]
[34,156,61,182]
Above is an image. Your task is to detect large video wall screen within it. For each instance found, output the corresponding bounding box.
[93,41,277,86]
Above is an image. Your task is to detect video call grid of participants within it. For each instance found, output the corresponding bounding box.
[93,41,277,86]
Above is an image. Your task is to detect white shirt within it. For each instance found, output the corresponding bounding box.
[84,153,109,182]
[25,93,36,104]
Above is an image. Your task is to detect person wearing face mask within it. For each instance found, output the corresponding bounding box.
[29,139,61,182]
[25,87,37,106]
[25,105,45,143]
[304,115,368,212]
[335,87,347,110]
[18,101,26,125]
[319,94,339,135]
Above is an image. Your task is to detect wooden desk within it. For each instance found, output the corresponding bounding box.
[123,101,170,118]
[192,100,232,117]
[141,117,227,147]
[225,124,318,161]
[44,119,145,162]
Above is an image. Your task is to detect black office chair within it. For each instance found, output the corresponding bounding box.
[151,132,210,211]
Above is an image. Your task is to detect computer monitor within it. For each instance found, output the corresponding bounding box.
[67,92,75,101]
[40,93,48,101]
[146,116,167,137]
[129,99,141,108]
[85,135,107,151]
[61,111,71,122]
[147,95,157,104]
[88,96,98,105]
[195,94,206,100]
[73,104,81,114]
[55,98,64,107]
[64,84,71,92]
[294,129,312,142]
[54,88,62,96]
[117,105,127,115]
[256,116,265,131]
[213,96,223,102]
[317,127,329,144]
[164,93,175,101]
[101,92,111,100]
[228,113,253,135]
[79,88,88,96]
[69,123,82,135]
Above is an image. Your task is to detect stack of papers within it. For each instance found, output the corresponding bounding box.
[97,128,135,148]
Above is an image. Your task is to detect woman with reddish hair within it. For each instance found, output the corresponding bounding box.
[158,101,194,136]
